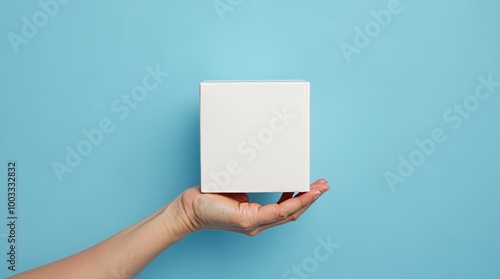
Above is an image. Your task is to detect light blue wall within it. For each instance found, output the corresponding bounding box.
[1,0,499,278]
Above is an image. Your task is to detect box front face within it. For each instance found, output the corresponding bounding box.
[200,81,309,193]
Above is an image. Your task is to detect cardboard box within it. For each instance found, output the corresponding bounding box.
[200,81,310,193]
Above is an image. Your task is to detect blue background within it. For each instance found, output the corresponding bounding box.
[1,0,499,278]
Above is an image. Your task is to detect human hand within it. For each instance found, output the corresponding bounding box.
[171,179,330,236]
[10,180,329,279]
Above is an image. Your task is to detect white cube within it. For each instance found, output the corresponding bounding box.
[200,81,310,193]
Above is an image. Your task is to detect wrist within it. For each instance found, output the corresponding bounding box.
[159,195,197,241]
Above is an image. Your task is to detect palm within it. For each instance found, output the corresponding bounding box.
[179,179,329,236]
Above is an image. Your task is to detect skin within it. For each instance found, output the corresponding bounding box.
[10,179,330,279]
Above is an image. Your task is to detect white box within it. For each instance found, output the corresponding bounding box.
[200,81,310,193]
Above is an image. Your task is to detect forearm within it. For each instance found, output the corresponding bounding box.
[10,200,190,279]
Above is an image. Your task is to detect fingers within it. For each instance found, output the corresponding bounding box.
[295,178,328,196]
[277,192,294,204]
[277,179,328,204]
[315,178,328,184]
[202,179,330,236]
[253,180,330,227]
[245,179,330,235]
[251,199,315,234]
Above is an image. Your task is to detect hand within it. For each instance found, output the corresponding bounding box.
[171,179,330,236]
[10,181,330,279]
